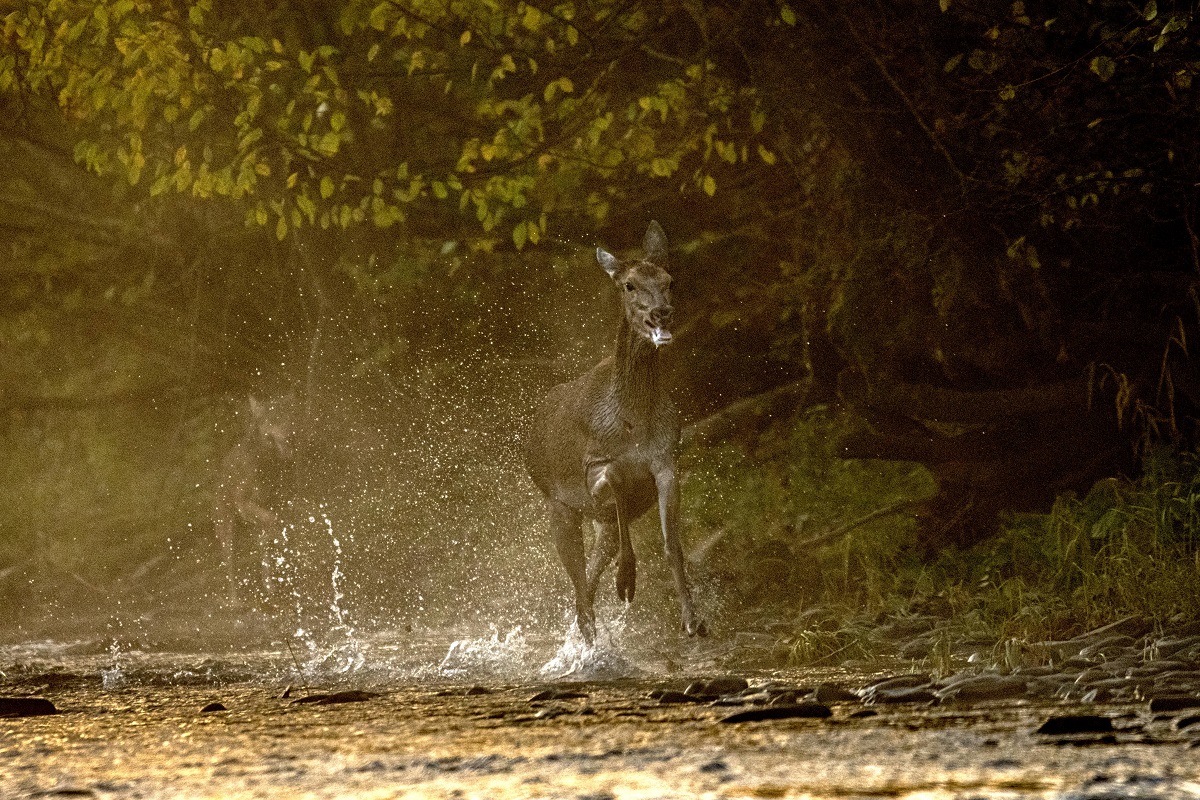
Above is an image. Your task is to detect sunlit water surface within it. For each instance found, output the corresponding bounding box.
[4,617,1200,800]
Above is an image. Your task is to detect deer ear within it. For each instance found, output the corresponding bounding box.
[597,247,620,278]
[643,220,667,262]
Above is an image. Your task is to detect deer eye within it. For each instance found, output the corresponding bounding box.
[625,282,634,291]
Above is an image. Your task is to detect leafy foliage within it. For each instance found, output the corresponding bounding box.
[3,0,779,249]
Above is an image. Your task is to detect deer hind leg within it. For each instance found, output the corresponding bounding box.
[655,467,707,637]
[548,500,593,641]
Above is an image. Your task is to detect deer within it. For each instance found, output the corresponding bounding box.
[212,394,297,602]
[524,221,707,643]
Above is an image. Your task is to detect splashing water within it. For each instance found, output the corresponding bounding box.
[100,639,124,690]
[438,625,531,680]
[261,509,367,678]
[309,510,364,674]
[539,607,641,681]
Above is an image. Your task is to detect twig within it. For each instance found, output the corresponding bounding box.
[285,639,307,686]
[795,499,922,550]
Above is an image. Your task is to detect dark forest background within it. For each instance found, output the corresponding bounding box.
[2,0,1198,651]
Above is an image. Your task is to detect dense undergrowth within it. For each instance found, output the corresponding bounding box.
[681,410,1200,666]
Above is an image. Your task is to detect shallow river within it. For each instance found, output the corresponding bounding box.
[3,625,1200,799]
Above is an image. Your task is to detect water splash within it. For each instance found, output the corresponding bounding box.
[539,608,641,681]
[307,510,364,674]
[438,625,531,679]
[100,639,125,690]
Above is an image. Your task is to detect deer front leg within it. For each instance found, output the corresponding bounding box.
[588,463,635,603]
[655,467,708,637]
[548,500,594,642]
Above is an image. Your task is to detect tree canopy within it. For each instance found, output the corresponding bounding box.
[3,0,1199,545]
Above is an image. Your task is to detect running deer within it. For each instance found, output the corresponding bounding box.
[212,394,297,601]
[524,221,707,641]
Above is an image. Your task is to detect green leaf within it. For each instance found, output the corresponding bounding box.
[702,175,716,196]
[512,220,527,249]
[320,175,335,198]
[275,215,287,240]
[1143,0,1158,21]
[296,194,316,223]
[780,4,796,25]
[1089,55,1115,82]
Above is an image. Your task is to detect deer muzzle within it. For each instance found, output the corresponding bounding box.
[647,306,674,347]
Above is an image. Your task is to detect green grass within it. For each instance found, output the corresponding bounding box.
[681,410,1200,665]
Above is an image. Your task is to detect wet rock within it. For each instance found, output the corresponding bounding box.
[1023,677,1067,699]
[653,690,706,705]
[875,615,939,640]
[1077,635,1137,660]
[1150,635,1200,661]
[1129,660,1192,678]
[765,691,799,706]
[528,688,587,702]
[0,696,57,717]
[19,672,88,690]
[865,674,931,692]
[1036,714,1114,735]
[813,684,860,704]
[1076,615,1152,641]
[200,702,227,713]
[683,676,749,698]
[1051,733,1119,747]
[1062,655,1097,670]
[719,702,832,724]
[1073,668,1109,685]
[291,690,377,705]
[706,676,751,696]
[1147,694,1200,713]
[1013,665,1058,678]
[869,686,938,705]
[937,675,1028,703]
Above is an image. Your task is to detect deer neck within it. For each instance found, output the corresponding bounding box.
[612,315,662,413]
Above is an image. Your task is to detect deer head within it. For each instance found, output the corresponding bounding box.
[597,221,675,348]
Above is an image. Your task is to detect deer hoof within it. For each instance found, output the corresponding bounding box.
[576,615,597,645]
[615,560,636,603]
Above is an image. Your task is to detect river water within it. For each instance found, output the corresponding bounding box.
[4,618,1200,799]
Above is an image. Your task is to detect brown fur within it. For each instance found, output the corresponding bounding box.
[524,222,707,641]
